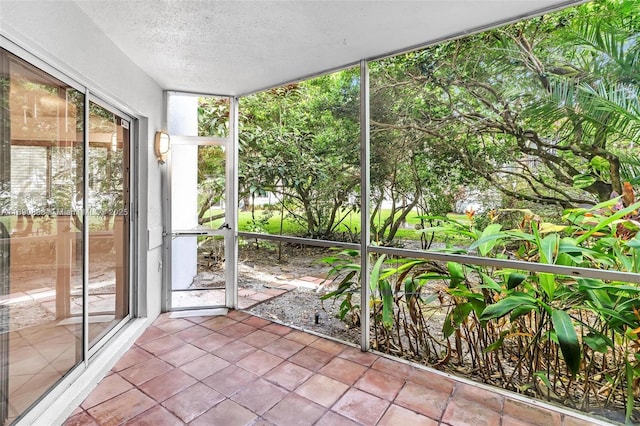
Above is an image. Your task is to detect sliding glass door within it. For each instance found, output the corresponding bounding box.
[1,51,84,424]
[0,48,132,424]
[87,102,130,347]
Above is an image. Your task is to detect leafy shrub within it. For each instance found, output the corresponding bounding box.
[322,194,640,422]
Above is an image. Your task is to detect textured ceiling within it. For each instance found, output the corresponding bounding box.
[73,0,584,96]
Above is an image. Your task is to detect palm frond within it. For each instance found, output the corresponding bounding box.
[619,152,640,185]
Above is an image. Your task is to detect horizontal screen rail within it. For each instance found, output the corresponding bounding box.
[238,232,360,250]
[237,233,640,284]
[370,246,640,285]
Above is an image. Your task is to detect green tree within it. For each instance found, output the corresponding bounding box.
[371,0,639,209]
[239,71,360,239]
[197,145,226,225]
[369,60,477,245]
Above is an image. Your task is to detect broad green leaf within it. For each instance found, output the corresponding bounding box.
[404,279,417,302]
[583,332,612,354]
[615,297,640,315]
[476,224,503,256]
[448,286,484,302]
[583,288,608,309]
[597,305,640,329]
[442,312,455,338]
[468,232,510,252]
[552,309,581,375]
[480,295,538,322]
[507,273,527,290]
[577,279,640,294]
[558,237,580,253]
[626,237,640,249]
[443,303,476,338]
[510,304,537,320]
[468,298,486,315]
[421,293,439,304]
[447,262,465,288]
[540,234,559,264]
[479,273,502,292]
[504,230,537,243]
[369,254,386,292]
[593,237,618,248]
[538,272,556,299]
[556,253,579,266]
[588,196,623,211]
[483,331,508,353]
[452,303,473,326]
[626,361,634,423]
[557,238,596,264]
[319,271,357,299]
[614,246,635,271]
[415,272,450,281]
[380,280,394,329]
[381,260,425,280]
[533,372,553,390]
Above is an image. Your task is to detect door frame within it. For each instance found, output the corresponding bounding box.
[85,95,136,357]
[161,95,238,312]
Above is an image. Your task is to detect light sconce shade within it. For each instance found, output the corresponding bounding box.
[154,131,171,164]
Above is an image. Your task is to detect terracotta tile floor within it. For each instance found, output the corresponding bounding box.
[64,311,603,426]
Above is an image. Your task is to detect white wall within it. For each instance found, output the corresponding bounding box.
[0,0,165,319]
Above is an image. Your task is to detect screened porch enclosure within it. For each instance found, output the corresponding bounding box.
[1,0,639,424]
[160,1,640,423]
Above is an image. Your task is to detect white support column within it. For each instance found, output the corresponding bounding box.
[167,95,198,290]
[359,60,371,351]
[226,97,239,309]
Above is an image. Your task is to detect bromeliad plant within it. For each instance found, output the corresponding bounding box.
[321,194,640,421]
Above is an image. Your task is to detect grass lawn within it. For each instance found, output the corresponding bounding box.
[204,208,428,241]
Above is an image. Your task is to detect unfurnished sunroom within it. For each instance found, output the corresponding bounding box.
[1,1,639,425]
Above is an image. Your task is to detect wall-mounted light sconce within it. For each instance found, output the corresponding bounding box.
[154,131,171,164]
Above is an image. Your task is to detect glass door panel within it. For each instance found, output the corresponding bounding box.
[170,143,228,309]
[1,50,83,424]
[87,102,130,347]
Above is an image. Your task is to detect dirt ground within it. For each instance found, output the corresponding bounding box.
[237,242,361,344]
[190,239,361,342]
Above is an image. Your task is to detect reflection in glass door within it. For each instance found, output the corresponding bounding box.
[170,143,228,309]
[1,47,134,424]
[1,50,84,424]
[87,102,130,347]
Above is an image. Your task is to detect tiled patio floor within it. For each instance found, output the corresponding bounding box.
[64,311,603,426]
